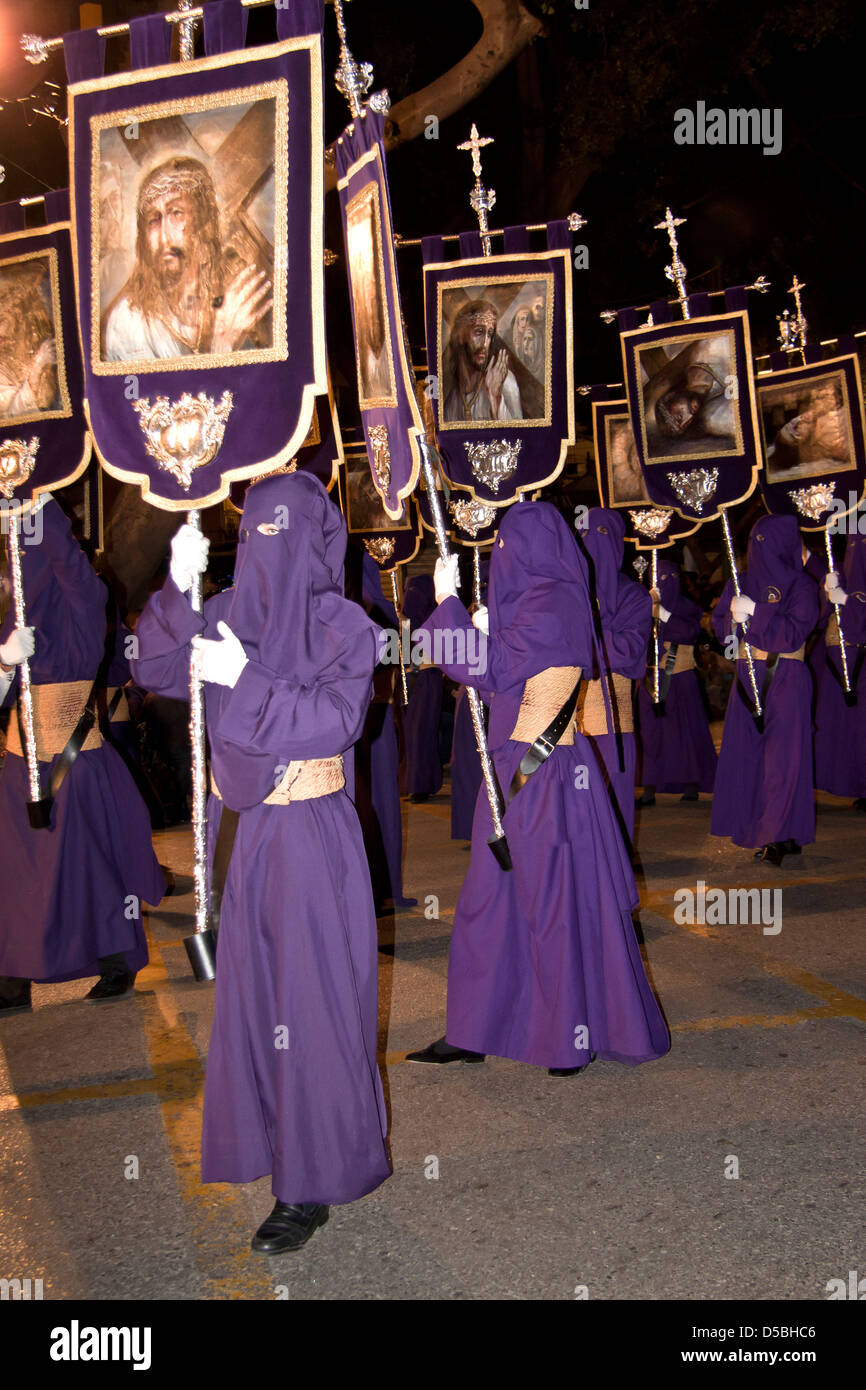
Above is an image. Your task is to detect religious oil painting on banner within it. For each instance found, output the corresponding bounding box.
[437,275,552,429]
[604,411,651,505]
[591,396,702,550]
[93,86,286,374]
[760,366,859,484]
[345,181,396,409]
[344,450,412,534]
[0,251,69,427]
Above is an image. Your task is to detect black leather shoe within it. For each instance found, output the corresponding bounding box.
[636,793,656,807]
[86,972,135,1001]
[548,1067,586,1077]
[783,840,801,856]
[0,992,32,1016]
[251,1201,329,1254]
[405,1036,485,1064]
[755,842,785,867]
[854,798,866,813]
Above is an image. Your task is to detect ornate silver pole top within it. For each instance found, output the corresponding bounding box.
[654,206,689,320]
[177,0,197,63]
[332,0,373,120]
[788,274,809,360]
[458,124,496,257]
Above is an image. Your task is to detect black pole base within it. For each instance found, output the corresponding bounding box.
[487,833,513,872]
[184,929,217,981]
[651,702,667,719]
[844,690,858,708]
[26,798,52,830]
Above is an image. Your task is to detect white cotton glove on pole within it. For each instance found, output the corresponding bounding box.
[191,621,248,688]
[827,585,848,606]
[658,604,672,624]
[0,626,35,668]
[472,604,489,635]
[434,554,460,605]
[824,572,848,605]
[170,523,210,594]
[730,594,756,624]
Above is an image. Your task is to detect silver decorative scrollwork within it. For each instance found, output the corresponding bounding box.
[633,555,649,580]
[133,390,233,489]
[450,497,495,537]
[364,536,394,565]
[788,481,836,522]
[629,506,673,539]
[20,33,50,65]
[0,437,39,498]
[368,423,391,492]
[465,439,522,493]
[667,467,719,514]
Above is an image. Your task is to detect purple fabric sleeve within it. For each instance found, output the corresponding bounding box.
[130,577,206,701]
[712,580,735,644]
[745,577,819,652]
[418,595,496,698]
[37,501,104,616]
[659,609,700,645]
[604,583,652,679]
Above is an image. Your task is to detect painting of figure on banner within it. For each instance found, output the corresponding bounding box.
[631,329,742,463]
[344,452,410,533]
[760,368,858,483]
[92,84,287,373]
[606,413,651,505]
[0,251,67,426]
[345,182,396,408]
[438,275,551,427]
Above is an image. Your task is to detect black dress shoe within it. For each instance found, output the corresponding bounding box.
[547,1067,586,1077]
[755,842,785,867]
[0,992,32,1016]
[783,840,801,856]
[86,972,135,1001]
[405,1036,485,1064]
[854,798,866,812]
[251,1201,329,1254]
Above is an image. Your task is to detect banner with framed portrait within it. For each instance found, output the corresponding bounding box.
[339,442,421,569]
[0,194,91,512]
[591,397,701,550]
[756,353,866,529]
[66,0,326,511]
[620,308,761,522]
[422,225,575,506]
[335,108,424,521]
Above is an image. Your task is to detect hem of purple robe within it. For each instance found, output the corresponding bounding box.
[200,1162,392,1208]
[444,1036,670,1069]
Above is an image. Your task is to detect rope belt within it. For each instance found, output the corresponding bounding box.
[210,754,345,806]
[737,643,804,662]
[650,642,695,675]
[6,680,103,760]
[578,672,634,736]
[511,666,582,745]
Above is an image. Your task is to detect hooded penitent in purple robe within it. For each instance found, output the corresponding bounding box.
[711,515,819,849]
[813,533,866,798]
[418,502,670,1068]
[578,509,653,848]
[635,559,717,794]
[131,474,390,1206]
[400,574,444,798]
[0,500,163,983]
[354,554,414,906]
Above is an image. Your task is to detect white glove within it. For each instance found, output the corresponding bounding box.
[170,523,210,594]
[731,594,756,623]
[658,604,671,624]
[434,554,460,605]
[827,585,848,607]
[824,571,841,593]
[0,626,35,668]
[191,620,248,688]
[472,604,489,635]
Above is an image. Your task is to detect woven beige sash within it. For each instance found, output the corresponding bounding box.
[737,642,804,662]
[650,642,695,675]
[6,680,102,760]
[511,666,582,746]
[578,672,634,737]
[211,754,345,806]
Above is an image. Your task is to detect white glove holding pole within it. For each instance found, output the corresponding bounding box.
[170,523,210,594]
[0,626,35,668]
[658,604,671,624]
[191,621,248,688]
[472,604,489,635]
[827,585,848,606]
[824,572,848,605]
[731,594,756,624]
[434,554,460,605]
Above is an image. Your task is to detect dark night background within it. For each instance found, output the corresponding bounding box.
[0,0,863,573]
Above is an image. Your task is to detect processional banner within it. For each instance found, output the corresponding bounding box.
[66,0,326,510]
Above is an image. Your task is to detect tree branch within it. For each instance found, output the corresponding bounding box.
[324,0,544,192]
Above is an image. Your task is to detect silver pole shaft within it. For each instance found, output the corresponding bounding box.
[419,439,505,841]
[7,512,41,800]
[389,569,409,706]
[473,547,482,608]
[177,0,195,61]
[186,509,209,935]
[651,547,660,704]
[720,509,762,718]
[824,530,852,693]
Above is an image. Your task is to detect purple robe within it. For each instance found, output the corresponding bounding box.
[0,501,162,982]
[814,534,866,797]
[400,575,444,797]
[635,560,717,793]
[711,515,819,848]
[132,474,390,1206]
[450,685,483,840]
[419,502,670,1069]
[579,509,652,847]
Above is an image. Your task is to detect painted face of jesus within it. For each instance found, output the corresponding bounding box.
[462,316,495,372]
[144,189,195,289]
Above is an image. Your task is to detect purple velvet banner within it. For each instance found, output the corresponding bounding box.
[228,377,342,511]
[66,7,326,510]
[339,442,421,569]
[590,395,700,551]
[620,309,761,522]
[757,352,866,530]
[422,229,575,506]
[0,196,91,510]
[334,109,423,520]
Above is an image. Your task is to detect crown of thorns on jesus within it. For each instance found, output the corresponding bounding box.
[452,301,499,333]
[137,158,216,217]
